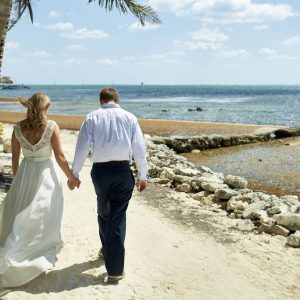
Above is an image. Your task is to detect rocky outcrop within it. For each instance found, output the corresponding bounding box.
[151,133,272,153]
[142,134,300,247]
[273,127,300,138]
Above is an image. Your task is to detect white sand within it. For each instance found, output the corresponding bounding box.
[0,126,299,300]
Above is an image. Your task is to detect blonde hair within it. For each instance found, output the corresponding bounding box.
[19,92,51,130]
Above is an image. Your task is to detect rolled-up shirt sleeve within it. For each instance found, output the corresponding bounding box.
[72,117,93,178]
[131,120,148,180]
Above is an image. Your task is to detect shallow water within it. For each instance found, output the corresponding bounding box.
[183,137,300,196]
[1,84,300,126]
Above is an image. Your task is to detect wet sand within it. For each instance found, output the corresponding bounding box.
[0,111,280,136]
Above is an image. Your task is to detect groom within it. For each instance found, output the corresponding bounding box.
[69,87,148,283]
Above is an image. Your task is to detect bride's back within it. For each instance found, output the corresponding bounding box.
[19,120,47,146]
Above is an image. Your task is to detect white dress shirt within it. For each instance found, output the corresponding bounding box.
[72,103,148,180]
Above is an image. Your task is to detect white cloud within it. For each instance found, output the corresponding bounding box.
[46,22,74,30]
[60,28,109,39]
[180,28,228,51]
[283,36,300,46]
[64,58,89,66]
[128,22,161,31]
[253,24,269,30]
[258,47,297,60]
[98,59,118,66]
[49,10,61,18]
[5,42,19,49]
[220,49,250,58]
[150,0,295,23]
[66,44,87,51]
[149,0,194,15]
[24,51,51,58]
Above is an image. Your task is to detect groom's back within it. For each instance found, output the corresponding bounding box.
[87,105,137,162]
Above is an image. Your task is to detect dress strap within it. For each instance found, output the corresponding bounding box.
[14,122,22,142]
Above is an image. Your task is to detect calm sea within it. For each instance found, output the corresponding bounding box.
[1,85,300,126]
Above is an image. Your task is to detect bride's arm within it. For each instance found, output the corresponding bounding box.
[11,130,21,176]
[51,124,80,188]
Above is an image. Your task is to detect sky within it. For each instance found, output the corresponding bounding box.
[3,0,300,85]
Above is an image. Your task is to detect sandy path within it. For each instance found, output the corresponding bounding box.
[3,165,299,300]
[1,128,299,300]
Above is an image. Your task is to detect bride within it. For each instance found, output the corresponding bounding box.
[0,92,80,289]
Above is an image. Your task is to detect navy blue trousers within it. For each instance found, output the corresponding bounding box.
[91,162,135,276]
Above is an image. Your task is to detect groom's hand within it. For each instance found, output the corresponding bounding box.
[136,179,147,192]
[68,178,81,190]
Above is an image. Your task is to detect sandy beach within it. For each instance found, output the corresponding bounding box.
[0,121,299,299]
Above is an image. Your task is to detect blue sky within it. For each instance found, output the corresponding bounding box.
[3,0,300,84]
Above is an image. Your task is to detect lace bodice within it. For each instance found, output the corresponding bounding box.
[14,120,57,161]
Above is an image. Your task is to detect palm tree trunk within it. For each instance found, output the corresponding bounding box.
[0,0,13,77]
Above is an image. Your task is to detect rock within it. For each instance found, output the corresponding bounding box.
[197,172,224,184]
[198,166,213,173]
[224,175,248,189]
[274,214,300,231]
[258,224,290,237]
[196,107,203,111]
[243,201,270,220]
[150,136,166,145]
[191,149,201,153]
[235,219,255,232]
[160,167,175,179]
[176,183,192,193]
[174,167,200,177]
[201,182,228,193]
[150,178,171,185]
[267,203,289,215]
[226,196,248,212]
[3,139,11,153]
[173,175,194,185]
[214,188,239,200]
[191,191,211,201]
[287,231,300,247]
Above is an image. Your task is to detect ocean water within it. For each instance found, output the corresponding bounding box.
[1,85,300,126]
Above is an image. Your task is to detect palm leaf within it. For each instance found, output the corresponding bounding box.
[88,0,161,25]
[9,0,34,31]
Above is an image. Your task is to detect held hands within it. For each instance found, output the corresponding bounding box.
[136,179,147,192]
[67,176,81,190]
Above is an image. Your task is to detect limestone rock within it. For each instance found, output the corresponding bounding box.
[274,214,300,231]
[287,231,300,247]
[224,175,248,189]
[258,223,290,237]
[214,188,239,200]
[3,139,11,153]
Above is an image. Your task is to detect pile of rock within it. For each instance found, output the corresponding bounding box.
[144,135,300,247]
[152,134,272,153]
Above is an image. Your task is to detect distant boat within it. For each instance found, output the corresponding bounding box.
[0,83,30,90]
[140,82,144,86]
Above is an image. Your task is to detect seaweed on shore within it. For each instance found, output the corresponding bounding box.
[0,166,13,192]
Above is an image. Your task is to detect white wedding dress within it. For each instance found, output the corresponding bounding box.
[0,120,64,288]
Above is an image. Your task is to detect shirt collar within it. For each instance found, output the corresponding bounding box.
[101,103,121,109]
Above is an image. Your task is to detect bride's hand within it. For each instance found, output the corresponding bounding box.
[68,177,81,190]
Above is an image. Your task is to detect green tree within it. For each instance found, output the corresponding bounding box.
[0,0,160,77]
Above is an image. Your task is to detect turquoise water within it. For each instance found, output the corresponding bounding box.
[1,85,300,126]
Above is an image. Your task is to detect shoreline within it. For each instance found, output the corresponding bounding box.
[0,110,281,136]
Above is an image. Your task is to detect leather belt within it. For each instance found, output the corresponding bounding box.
[93,160,129,166]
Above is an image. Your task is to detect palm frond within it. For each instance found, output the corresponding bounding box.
[8,0,34,31]
[88,0,161,25]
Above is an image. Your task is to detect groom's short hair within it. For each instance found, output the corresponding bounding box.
[100,87,119,103]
